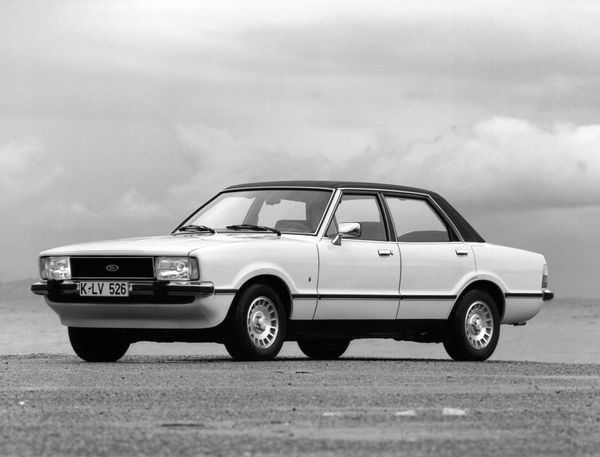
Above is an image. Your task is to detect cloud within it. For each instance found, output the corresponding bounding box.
[16,117,586,236]
[234,2,600,111]
[170,118,600,213]
[38,189,166,232]
[5,0,600,125]
[169,123,377,207]
[0,139,62,209]
[386,117,600,211]
[112,189,164,220]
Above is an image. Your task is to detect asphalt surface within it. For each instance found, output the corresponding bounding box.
[1,354,599,457]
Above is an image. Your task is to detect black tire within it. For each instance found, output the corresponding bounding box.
[68,327,130,362]
[443,290,500,361]
[224,284,287,361]
[297,338,351,360]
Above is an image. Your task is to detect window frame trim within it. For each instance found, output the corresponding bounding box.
[316,187,464,243]
[323,190,394,243]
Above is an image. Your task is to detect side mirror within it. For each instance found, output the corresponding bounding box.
[331,222,361,245]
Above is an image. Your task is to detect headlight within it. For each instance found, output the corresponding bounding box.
[40,257,71,280]
[156,257,199,281]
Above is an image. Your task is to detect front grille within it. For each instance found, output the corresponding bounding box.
[70,257,155,279]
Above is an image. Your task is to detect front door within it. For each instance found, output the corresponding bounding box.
[315,193,401,320]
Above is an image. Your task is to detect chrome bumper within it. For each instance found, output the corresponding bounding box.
[31,280,215,297]
[542,289,554,301]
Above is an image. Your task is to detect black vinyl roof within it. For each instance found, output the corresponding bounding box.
[227,180,431,193]
[225,181,484,242]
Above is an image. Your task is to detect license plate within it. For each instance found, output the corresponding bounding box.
[79,281,129,297]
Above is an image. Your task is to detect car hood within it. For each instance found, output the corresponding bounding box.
[40,233,290,257]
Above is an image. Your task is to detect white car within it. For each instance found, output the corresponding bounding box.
[32,181,553,362]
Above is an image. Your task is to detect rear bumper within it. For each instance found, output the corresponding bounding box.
[501,290,554,324]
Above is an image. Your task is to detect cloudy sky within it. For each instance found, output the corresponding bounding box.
[2,0,599,297]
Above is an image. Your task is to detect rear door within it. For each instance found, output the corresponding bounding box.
[383,194,476,320]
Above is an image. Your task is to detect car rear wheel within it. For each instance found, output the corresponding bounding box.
[443,290,500,361]
[68,327,130,362]
[224,284,287,361]
[297,338,351,360]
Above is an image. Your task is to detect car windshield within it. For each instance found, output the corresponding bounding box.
[177,189,333,234]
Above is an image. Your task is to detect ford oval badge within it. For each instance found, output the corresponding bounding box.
[106,264,119,273]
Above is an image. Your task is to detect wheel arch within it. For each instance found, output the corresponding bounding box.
[235,274,293,321]
[451,279,506,321]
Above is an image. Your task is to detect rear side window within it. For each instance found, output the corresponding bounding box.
[385,196,451,242]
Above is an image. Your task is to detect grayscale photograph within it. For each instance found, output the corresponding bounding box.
[1,1,599,456]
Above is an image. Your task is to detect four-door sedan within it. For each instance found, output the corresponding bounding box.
[32,181,553,362]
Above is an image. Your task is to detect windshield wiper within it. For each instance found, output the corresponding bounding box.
[226,224,281,236]
[175,224,216,234]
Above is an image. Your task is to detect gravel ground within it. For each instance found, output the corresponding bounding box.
[1,354,599,457]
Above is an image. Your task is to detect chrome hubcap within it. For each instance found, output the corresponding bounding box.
[246,296,279,349]
[464,300,494,349]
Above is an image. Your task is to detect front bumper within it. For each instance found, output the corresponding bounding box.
[31,280,215,298]
[30,280,232,329]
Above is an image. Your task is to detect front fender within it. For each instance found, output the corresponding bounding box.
[230,263,299,293]
[193,238,319,296]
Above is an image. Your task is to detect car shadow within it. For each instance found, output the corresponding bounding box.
[58,355,546,365]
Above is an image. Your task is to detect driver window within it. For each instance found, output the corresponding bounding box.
[328,194,387,241]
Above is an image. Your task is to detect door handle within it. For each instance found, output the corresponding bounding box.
[378,249,394,256]
[455,249,469,256]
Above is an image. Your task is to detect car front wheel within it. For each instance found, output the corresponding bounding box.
[443,290,500,361]
[68,327,130,362]
[224,284,287,361]
[297,338,351,360]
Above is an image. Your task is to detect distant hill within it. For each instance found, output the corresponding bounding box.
[0,279,37,302]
